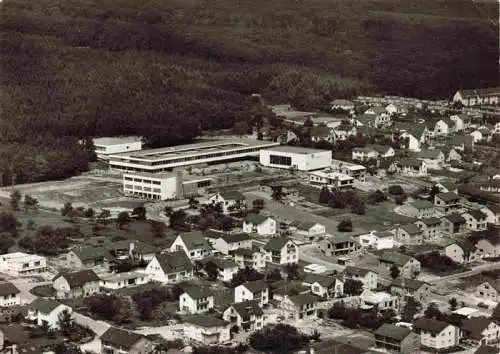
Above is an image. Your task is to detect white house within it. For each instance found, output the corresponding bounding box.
[430,118,454,136]
[417,149,445,170]
[210,233,253,255]
[208,190,246,214]
[302,273,344,299]
[309,170,354,189]
[289,221,326,239]
[234,280,269,307]
[364,107,391,127]
[100,327,154,354]
[201,257,239,282]
[359,231,395,250]
[93,136,142,159]
[460,318,500,345]
[231,246,268,271]
[470,130,484,143]
[0,252,47,277]
[27,298,72,329]
[100,271,149,290]
[444,240,480,264]
[263,237,299,265]
[330,99,355,112]
[413,318,460,351]
[242,214,276,236]
[183,315,231,345]
[406,200,435,219]
[434,192,461,214]
[145,251,194,284]
[462,210,488,231]
[450,114,471,131]
[179,287,214,314]
[452,88,500,106]
[223,300,268,332]
[259,146,332,171]
[0,282,21,307]
[361,290,399,311]
[169,231,213,260]
[280,294,319,320]
[52,269,101,299]
[398,158,428,177]
[343,266,378,290]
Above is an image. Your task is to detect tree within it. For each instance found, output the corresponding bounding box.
[448,297,458,311]
[150,221,166,238]
[285,263,300,280]
[27,219,36,230]
[232,121,251,136]
[343,279,363,296]
[429,185,441,201]
[271,186,284,201]
[231,267,265,287]
[310,329,321,342]
[204,261,219,281]
[350,198,365,215]
[402,297,421,322]
[116,211,130,229]
[188,197,200,209]
[58,309,74,336]
[367,190,387,205]
[252,199,265,212]
[390,264,400,279]
[9,190,21,210]
[23,194,39,210]
[424,302,442,320]
[266,268,282,282]
[83,208,94,219]
[318,186,330,204]
[98,209,111,224]
[0,235,15,254]
[337,219,353,232]
[249,324,309,353]
[0,212,21,236]
[164,206,174,217]
[60,202,73,217]
[131,205,147,220]
[388,185,405,195]
[169,209,189,231]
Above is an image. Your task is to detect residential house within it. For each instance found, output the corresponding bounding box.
[52,269,100,299]
[450,114,472,131]
[413,318,460,351]
[330,99,355,112]
[0,252,47,277]
[310,125,334,143]
[231,246,267,271]
[343,266,378,290]
[442,147,463,163]
[415,217,442,241]
[208,190,245,214]
[179,287,214,314]
[390,278,432,303]
[460,317,500,346]
[289,221,325,240]
[417,149,445,170]
[397,159,427,177]
[396,224,424,245]
[200,257,239,282]
[145,251,194,283]
[183,315,230,345]
[210,233,252,255]
[434,192,461,214]
[470,130,485,143]
[222,300,267,332]
[107,240,158,262]
[406,200,435,219]
[263,237,298,265]
[234,280,269,307]
[280,294,319,320]
[475,231,500,257]
[447,134,474,152]
[441,213,467,235]
[333,122,357,141]
[169,231,212,260]
[476,280,500,302]
[65,246,110,270]
[377,251,421,278]
[374,324,420,354]
[27,299,72,329]
[0,282,20,308]
[352,147,379,162]
[320,235,358,257]
[359,231,395,250]
[462,210,488,231]
[427,118,455,136]
[481,204,500,225]
[310,338,374,354]
[361,290,400,311]
[309,170,354,189]
[242,214,276,236]
[100,326,154,354]
[364,107,392,127]
[100,271,149,290]
[400,125,427,151]
[302,273,344,299]
[331,159,367,181]
[271,281,310,302]
[443,239,480,264]
[452,88,500,106]
[386,103,408,116]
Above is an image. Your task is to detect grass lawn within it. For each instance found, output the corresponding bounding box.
[292,184,321,204]
[30,284,56,297]
[355,201,416,230]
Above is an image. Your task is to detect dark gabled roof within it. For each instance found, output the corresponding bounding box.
[410,200,434,210]
[416,217,441,226]
[378,251,413,267]
[289,220,321,231]
[70,246,109,262]
[240,280,268,293]
[0,282,20,296]
[436,192,460,202]
[390,277,428,291]
[443,213,466,225]
[109,240,158,255]
[311,339,368,354]
[458,87,500,98]
[494,303,500,321]
[231,247,256,257]
[244,213,271,225]
[184,287,213,299]
[413,318,451,335]
[202,257,238,270]
[264,236,293,251]
[30,298,64,314]
[178,231,211,251]
[461,318,495,340]
[220,233,251,244]
[374,324,411,341]
[463,209,488,220]
[398,158,423,168]
[217,190,245,201]
[203,229,226,239]
[480,279,500,292]
[418,149,443,159]
[407,125,426,139]
[367,144,393,154]
[101,327,147,349]
[344,266,374,277]
[474,345,499,354]
[453,239,476,252]
[229,300,263,319]
[184,315,229,328]
[288,293,319,306]
[155,251,193,274]
[303,273,338,288]
[310,125,331,138]
[401,223,423,235]
[54,270,100,288]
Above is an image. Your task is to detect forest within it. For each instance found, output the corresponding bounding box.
[0,0,498,183]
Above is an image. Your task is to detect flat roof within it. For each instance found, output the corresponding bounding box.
[263,146,330,155]
[123,171,176,179]
[93,136,142,146]
[1,252,44,260]
[111,139,279,161]
[331,159,366,170]
[100,271,147,282]
[310,170,353,180]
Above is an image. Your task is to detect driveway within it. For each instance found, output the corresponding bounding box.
[10,278,50,305]
[73,312,111,337]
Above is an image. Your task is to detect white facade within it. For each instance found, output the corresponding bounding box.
[242,217,276,236]
[359,231,395,250]
[27,304,72,329]
[179,292,214,314]
[183,320,230,345]
[470,130,483,143]
[309,170,354,189]
[144,255,193,284]
[169,234,212,261]
[93,136,142,158]
[259,146,331,171]
[123,172,178,200]
[344,268,378,290]
[217,264,239,282]
[462,212,488,231]
[419,324,460,351]
[234,283,269,307]
[208,192,244,214]
[99,272,149,289]
[0,290,20,307]
[211,237,252,255]
[0,252,47,277]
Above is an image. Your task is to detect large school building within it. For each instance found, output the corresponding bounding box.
[108,139,280,173]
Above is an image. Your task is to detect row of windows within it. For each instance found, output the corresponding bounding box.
[124,177,161,185]
[269,154,292,166]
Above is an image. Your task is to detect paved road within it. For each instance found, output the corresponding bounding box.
[299,244,345,272]
[10,278,50,305]
[73,312,111,337]
[427,261,500,284]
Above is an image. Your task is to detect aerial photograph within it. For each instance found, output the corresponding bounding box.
[0,0,499,353]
